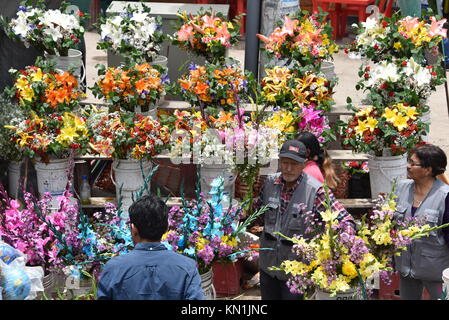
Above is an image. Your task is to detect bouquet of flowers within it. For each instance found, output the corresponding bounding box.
[357,183,449,272]
[97,3,164,63]
[342,161,369,175]
[0,184,77,274]
[162,176,268,274]
[270,190,384,298]
[356,57,446,110]
[257,10,339,72]
[0,93,26,162]
[7,59,84,116]
[86,108,170,160]
[1,0,88,56]
[5,112,90,163]
[171,8,242,63]
[346,13,447,64]
[341,103,427,156]
[176,60,254,114]
[91,62,168,113]
[261,66,335,113]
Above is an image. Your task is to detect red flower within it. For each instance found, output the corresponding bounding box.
[382,21,388,28]
[373,44,379,50]
[78,10,84,17]
[364,73,369,79]
[380,83,388,89]
[388,91,394,97]
[402,61,407,66]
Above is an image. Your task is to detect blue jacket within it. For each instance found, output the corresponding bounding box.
[97,242,204,300]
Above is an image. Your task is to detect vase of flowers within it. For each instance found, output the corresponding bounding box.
[162,176,268,299]
[97,2,165,65]
[346,13,447,64]
[341,103,427,197]
[91,62,168,115]
[270,187,384,299]
[2,0,89,85]
[7,58,85,117]
[87,109,170,213]
[171,8,242,64]
[257,10,339,74]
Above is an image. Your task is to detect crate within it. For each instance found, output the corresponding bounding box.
[212,260,244,296]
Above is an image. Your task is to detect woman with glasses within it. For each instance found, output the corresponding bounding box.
[394,144,449,299]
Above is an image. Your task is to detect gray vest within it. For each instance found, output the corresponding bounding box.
[394,179,449,282]
[259,172,323,280]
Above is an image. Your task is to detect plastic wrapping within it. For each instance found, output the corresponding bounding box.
[0,240,44,300]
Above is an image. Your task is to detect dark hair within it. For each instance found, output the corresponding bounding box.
[411,144,447,177]
[296,132,324,165]
[128,194,169,241]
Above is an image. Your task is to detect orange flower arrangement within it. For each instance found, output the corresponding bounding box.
[7,57,84,116]
[91,62,169,112]
[177,59,253,113]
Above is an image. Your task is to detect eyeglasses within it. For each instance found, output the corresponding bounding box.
[407,160,423,167]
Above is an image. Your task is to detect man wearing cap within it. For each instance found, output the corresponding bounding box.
[254,139,355,300]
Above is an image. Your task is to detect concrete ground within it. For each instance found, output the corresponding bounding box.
[83,30,449,300]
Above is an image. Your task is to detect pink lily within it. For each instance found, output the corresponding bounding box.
[429,16,447,38]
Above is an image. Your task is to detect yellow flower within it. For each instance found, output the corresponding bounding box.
[31,68,43,82]
[320,209,339,223]
[56,126,78,146]
[393,42,402,50]
[281,260,310,276]
[342,261,358,279]
[365,117,378,132]
[20,87,35,102]
[392,115,408,131]
[196,237,209,250]
[355,119,368,135]
[382,107,397,123]
[356,106,372,118]
[372,225,392,246]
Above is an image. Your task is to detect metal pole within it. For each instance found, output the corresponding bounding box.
[244,0,261,80]
[435,0,449,117]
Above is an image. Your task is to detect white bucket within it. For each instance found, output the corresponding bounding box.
[442,268,449,300]
[420,111,431,142]
[200,164,236,206]
[134,104,158,120]
[7,160,22,198]
[112,159,152,214]
[45,49,86,88]
[315,288,357,300]
[35,158,72,198]
[368,153,408,198]
[150,55,168,106]
[320,61,337,81]
[200,268,216,300]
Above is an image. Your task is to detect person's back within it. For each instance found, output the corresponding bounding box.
[97,194,204,300]
[97,242,203,300]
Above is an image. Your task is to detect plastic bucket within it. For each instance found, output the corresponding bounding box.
[368,154,408,198]
[442,268,449,300]
[320,61,337,81]
[7,161,21,199]
[35,158,72,198]
[397,0,422,17]
[150,55,168,106]
[200,164,236,206]
[45,49,85,87]
[134,105,158,119]
[112,159,152,214]
[200,268,216,300]
[315,288,357,300]
[420,111,431,142]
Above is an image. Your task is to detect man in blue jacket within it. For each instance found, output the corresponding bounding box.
[97,194,204,300]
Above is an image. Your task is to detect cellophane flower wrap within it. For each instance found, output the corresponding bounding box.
[86,108,170,160]
[0,92,26,162]
[357,183,449,283]
[7,59,84,116]
[5,111,90,163]
[346,13,447,64]
[257,10,339,73]
[1,0,88,56]
[91,62,168,113]
[356,57,446,112]
[176,59,254,114]
[97,3,164,63]
[171,8,242,63]
[162,176,268,274]
[341,104,427,156]
[269,189,383,298]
